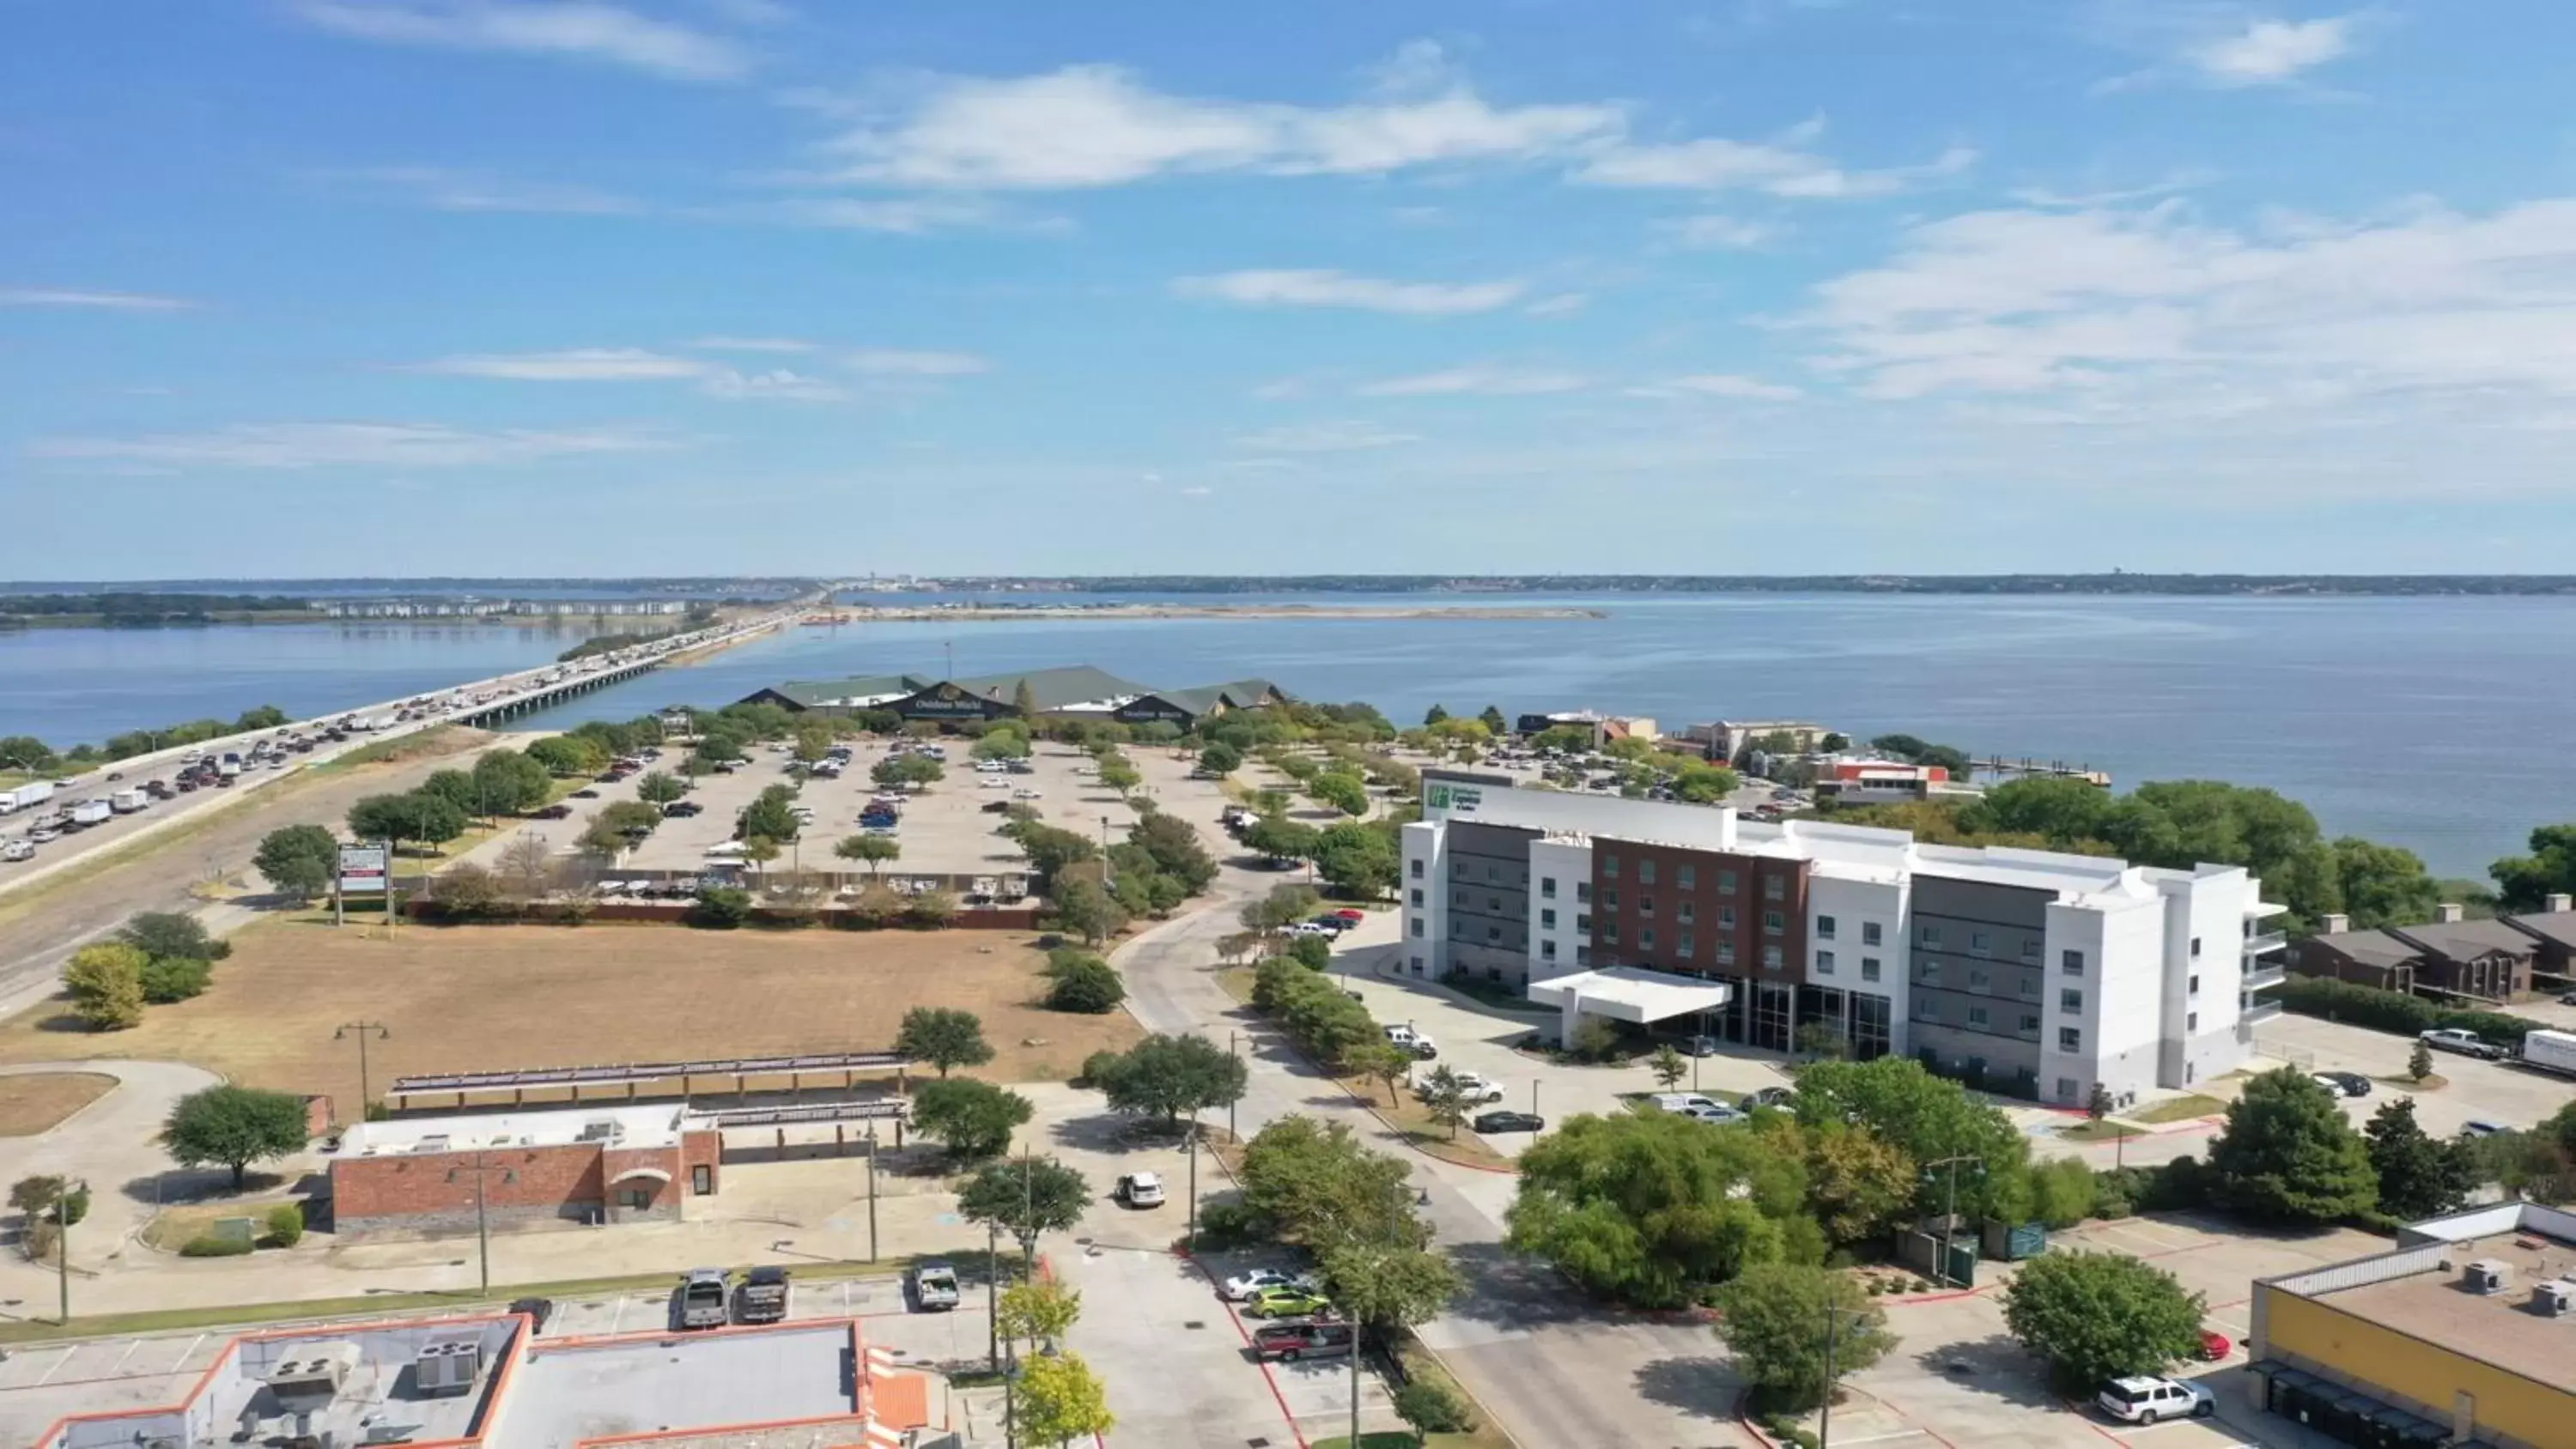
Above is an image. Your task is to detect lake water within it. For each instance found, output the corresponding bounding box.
[7,593,2571,878]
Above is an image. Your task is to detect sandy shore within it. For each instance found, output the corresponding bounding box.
[809,603,1605,623]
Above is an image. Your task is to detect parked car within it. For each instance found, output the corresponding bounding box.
[1680,1035,1723,1057]
[507,1296,555,1333]
[1383,1025,1437,1060]
[909,1261,961,1312]
[2096,1376,2214,1424]
[1743,1086,1796,1110]
[1330,908,1365,923]
[2461,1119,2510,1137]
[571,788,600,799]
[1679,1103,1747,1125]
[1115,1172,1166,1208]
[1473,1110,1545,1134]
[533,803,573,820]
[2312,1070,2372,1098]
[1222,1267,1319,1302]
[1425,1070,1504,1105]
[1243,1285,1334,1319]
[2420,1028,2506,1060]
[2196,1328,2233,1361]
[677,1268,731,1330]
[1253,1319,1354,1362]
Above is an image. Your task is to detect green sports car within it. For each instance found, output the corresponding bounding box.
[1242,1285,1334,1319]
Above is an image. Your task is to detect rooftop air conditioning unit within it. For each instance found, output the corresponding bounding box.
[2533,1280,2575,1318]
[415,1332,485,1397]
[2466,1259,2512,1294]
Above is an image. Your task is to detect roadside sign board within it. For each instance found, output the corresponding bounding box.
[337,843,388,894]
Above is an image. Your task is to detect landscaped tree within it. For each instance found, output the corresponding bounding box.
[997,1276,1081,1355]
[1197,743,1242,775]
[1783,1119,1920,1247]
[1422,704,1449,726]
[1418,1065,1475,1141]
[2491,822,2576,911]
[740,835,782,881]
[896,1007,993,1077]
[1237,1115,1426,1253]
[1127,813,1219,895]
[1010,1349,1116,1447]
[1096,757,1143,797]
[1790,1056,2029,1220]
[635,770,689,807]
[740,787,801,844]
[1320,1239,1461,1337]
[120,912,230,967]
[1241,882,1322,933]
[2328,836,2443,929]
[1097,1034,1247,1128]
[2366,1096,2475,1220]
[1649,1046,1688,1091]
[1312,822,1400,899]
[689,884,754,928]
[347,791,466,856]
[1044,951,1127,1013]
[419,768,482,816]
[9,1173,86,1228]
[2207,1066,2377,1224]
[253,823,340,902]
[161,1086,310,1189]
[64,943,146,1030]
[1052,876,1129,946]
[833,832,902,877]
[1394,1378,1477,1441]
[1476,705,1508,734]
[2408,1039,2434,1082]
[910,1079,1033,1161]
[426,864,507,919]
[2002,1251,2207,1391]
[871,753,944,790]
[1309,772,1370,818]
[471,748,554,815]
[1241,815,1319,867]
[1346,1039,1414,1107]
[525,735,605,776]
[971,731,1032,762]
[496,835,555,902]
[957,1157,1092,1261]
[1288,933,1333,971]
[1506,1109,1812,1307]
[1715,1264,1895,1413]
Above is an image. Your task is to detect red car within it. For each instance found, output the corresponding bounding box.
[2196,1329,2233,1361]
[1331,908,1365,923]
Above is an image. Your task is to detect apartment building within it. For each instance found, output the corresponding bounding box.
[1402,771,2286,1106]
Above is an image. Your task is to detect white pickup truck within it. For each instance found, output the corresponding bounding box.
[2419,1028,2507,1061]
[910,1261,961,1312]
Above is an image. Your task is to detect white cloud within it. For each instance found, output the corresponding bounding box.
[1230,421,1419,452]
[1178,484,1213,497]
[1804,197,2576,404]
[1177,269,1525,316]
[701,367,842,401]
[314,166,639,215]
[1360,366,1589,397]
[1668,215,1776,249]
[291,1,752,81]
[1524,293,1589,318]
[768,197,1015,233]
[2190,15,2354,85]
[690,336,816,353]
[818,62,1621,190]
[1577,132,1974,198]
[31,421,675,470]
[1635,374,1804,401]
[842,349,990,375]
[0,288,193,311]
[417,347,707,380]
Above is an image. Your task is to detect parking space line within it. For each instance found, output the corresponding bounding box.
[107,1339,143,1374]
[1831,1431,1935,1444]
[32,1348,77,1385]
[609,1295,629,1335]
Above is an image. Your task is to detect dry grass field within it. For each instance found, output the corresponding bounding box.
[0,1071,118,1135]
[0,920,1139,1118]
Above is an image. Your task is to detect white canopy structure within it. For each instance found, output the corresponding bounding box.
[1525,967,1733,1041]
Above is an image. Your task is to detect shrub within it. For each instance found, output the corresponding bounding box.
[689,885,753,929]
[139,955,214,1004]
[1289,934,1332,971]
[2029,1157,2097,1228]
[2275,975,2528,1047]
[1077,1050,1125,1088]
[1569,1015,1623,1064]
[1048,957,1127,1014]
[180,1234,254,1258]
[1393,1378,1476,1436]
[1193,1200,1262,1250]
[264,1203,305,1248]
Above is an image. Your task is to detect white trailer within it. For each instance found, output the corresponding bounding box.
[69,799,112,828]
[9,781,56,812]
[109,788,147,814]
[2522,1028,2576,1078]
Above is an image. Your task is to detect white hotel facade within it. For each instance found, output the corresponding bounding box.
[1401,771,2290,1108]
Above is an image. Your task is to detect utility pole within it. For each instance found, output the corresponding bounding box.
[1185,1117,1199,1251]
[986,1222,1000,1371]
[865,1119,879,1262]
[1923,1154,1982,1288]
[53,1177,86,1325]
[447,1154,513,1295]
[1817,1301,1868,1449]
[333,1021,390,1121]
[1227,1031,1238,1143]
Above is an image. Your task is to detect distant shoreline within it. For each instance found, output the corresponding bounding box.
[812,603,1607,622]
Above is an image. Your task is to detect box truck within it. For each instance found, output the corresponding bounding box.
[2522,1028,2576,1078]
[109,789,147,814]
[69,799,112,829]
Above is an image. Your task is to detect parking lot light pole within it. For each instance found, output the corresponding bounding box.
[1185,1118,1200,1251]
[54,1177,86,1325]
[1923,1153,1982,1288]
[1818,1302,1866,1449]
[865,1120,879,1262]
[333,1021,390,1121]
[1227,1032,1238,1142]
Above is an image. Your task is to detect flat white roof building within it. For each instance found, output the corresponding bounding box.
[1403,770,2287,1106]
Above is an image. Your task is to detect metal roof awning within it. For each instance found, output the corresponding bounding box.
[1527,967,1733,1024]
[386,1051,908,1100]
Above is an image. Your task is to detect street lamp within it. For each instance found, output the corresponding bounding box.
[447,1154,515,1295]
[1816,1302,1872,1449]
[1922,1154,1984,1288]
[334,1021,390,1121]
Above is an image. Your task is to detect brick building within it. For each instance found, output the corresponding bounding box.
[330,1104,720,1233]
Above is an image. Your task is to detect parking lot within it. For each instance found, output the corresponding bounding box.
[2251,1011,2573,1135]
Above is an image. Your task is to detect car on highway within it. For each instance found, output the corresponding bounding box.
[1473,1109,1544,1134]
[2312,1070,2372,1098]
[28,828,59,844]
[2420,1028,2507,1060]
[2096,1376,2214,1424]
[1242,1285,1334,1319]
[1221,1267,1320,1302]
[1253,1319,1354,1362]
[1,840,33,863]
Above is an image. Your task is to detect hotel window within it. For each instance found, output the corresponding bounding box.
[1970,931,1991,955]
[1678,932,1695,958]
[1577,914,1592,933]
[692,1164,713,1195]
[1719,906,1737,929]
[2062,949,2085,976]
[2187,1011,2199,1033]
[1640,927,1656,950]
[1678,900,1696,924]
[2191,937,2202,958]
[2061,989,2083,1012]
[1540,877,1557,899]
[1487,895,1502,912]
[1540,908,1557,929]
[1817,915,1838,940]
[1764,875,1785,900]
[2020,937,2041,961]
[2059,1027,2082,1052]
[1485,863,1500,882]
[1862,921,1882,946]
[1719,870,1738,894]
[1601,888,1619,910]
[1410,858,1423,879]
[1967,1005,1990,1028]
[1817,949,1837,975]
[1678,864,1697,889]
[1601,924,1619,945]
[1912,997,1939,1022]
[1638,859,1657,885]
[1540,939,1557,961]
[1763,910,1784,935]
[1602,854,1620,878]
[1923,924,1943,946]
[1920,961,1942,985]
[1410,919,1424,938]
[2019,1013,2041,1035]
[1577,945,1592,967]
[1969,968,1990,991]
[1762,945,1783,969]
[1577,882,1593,905]
[1640,894,1656,917]
[1409,888,1423,906]
[1717,943,1738,966]
[1861,957,1881,983]
[1487,925,1502,943]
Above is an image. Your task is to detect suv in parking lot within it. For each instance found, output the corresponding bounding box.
[2096,1376,2214,1424]
[1253,1319,1354,1361]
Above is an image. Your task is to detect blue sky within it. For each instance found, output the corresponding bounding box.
[9,0,2576,579]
